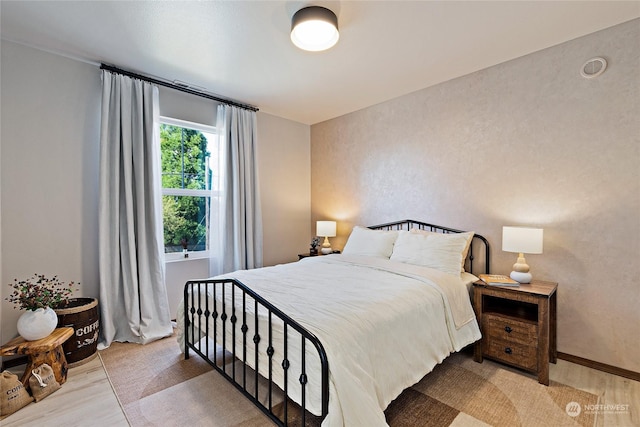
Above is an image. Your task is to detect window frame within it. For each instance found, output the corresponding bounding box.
[159,116,219,261]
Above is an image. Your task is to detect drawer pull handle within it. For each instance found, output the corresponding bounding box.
[504,326,512,333]
[504,347,512,355]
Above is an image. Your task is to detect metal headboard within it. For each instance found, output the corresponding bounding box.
[368,219,490,275]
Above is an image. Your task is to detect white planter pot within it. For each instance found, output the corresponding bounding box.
[17,307,58,341]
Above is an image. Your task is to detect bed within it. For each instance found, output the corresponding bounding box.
[177,219,489,426]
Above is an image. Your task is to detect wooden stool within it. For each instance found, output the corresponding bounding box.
[0,327,74,388]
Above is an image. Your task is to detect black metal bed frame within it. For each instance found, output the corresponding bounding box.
[370,219,490,275]
[183,220,489,426]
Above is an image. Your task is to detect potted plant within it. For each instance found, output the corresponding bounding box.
[181,238,189,258]
[310,237,320,255]
[5,274,78,341]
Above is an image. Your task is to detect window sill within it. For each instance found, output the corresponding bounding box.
[164,251,209,264]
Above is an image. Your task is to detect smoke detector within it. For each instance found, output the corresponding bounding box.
[580,57,607,79]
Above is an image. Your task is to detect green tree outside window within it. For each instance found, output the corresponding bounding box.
[160,124,212,252]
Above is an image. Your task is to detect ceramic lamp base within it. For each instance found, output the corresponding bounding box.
[510,271,532,284]
[321,235,332,254]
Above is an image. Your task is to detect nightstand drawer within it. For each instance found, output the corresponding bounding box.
[484,338,537,371]
[483,313,537,346]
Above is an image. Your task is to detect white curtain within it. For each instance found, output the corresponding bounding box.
[212,104,263,275]
[98,70,173,348]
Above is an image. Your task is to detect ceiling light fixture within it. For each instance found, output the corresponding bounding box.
[290,6,339,52]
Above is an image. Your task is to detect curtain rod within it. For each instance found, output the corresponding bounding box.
[100,64,259,112]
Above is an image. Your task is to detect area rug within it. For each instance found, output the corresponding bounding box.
[100,332,600,427]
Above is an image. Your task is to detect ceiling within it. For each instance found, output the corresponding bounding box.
[1,1,638,124]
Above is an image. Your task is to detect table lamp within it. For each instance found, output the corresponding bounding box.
[502,226,544,283]
[317,221,337,255]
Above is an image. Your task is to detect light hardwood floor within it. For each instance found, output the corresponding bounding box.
[2,356,128,426]
[2,353,638,426]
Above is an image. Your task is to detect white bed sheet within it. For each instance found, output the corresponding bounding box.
[177,254,481,427]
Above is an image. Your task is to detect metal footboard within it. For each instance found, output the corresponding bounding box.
[183,278,329,426]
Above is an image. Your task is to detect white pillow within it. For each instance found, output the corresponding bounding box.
[410,228,474,272]
[342,226,399,258]
[391,230,474,275]
[410,227,436,236]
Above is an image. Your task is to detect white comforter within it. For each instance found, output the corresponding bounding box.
[177,254,481,427]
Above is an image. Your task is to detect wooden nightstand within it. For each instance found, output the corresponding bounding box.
[473,280,557,385]
[298,251,340,260]
[298,252,319,260]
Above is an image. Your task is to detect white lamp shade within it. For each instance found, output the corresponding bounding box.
[502,227,543,254]
[316,221,337,237]
[291,6,339,52]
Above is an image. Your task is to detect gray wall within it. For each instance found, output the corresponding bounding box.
[311,20,640,372]
[0,40,311,344]
[1,40,101,346]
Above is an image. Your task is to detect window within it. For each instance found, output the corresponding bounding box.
[159,117,219,257]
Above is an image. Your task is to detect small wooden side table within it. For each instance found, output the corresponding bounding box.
[298,250,340,260]
[0,327,74,388]
[473,280,557,385]
[298,252,319,260]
